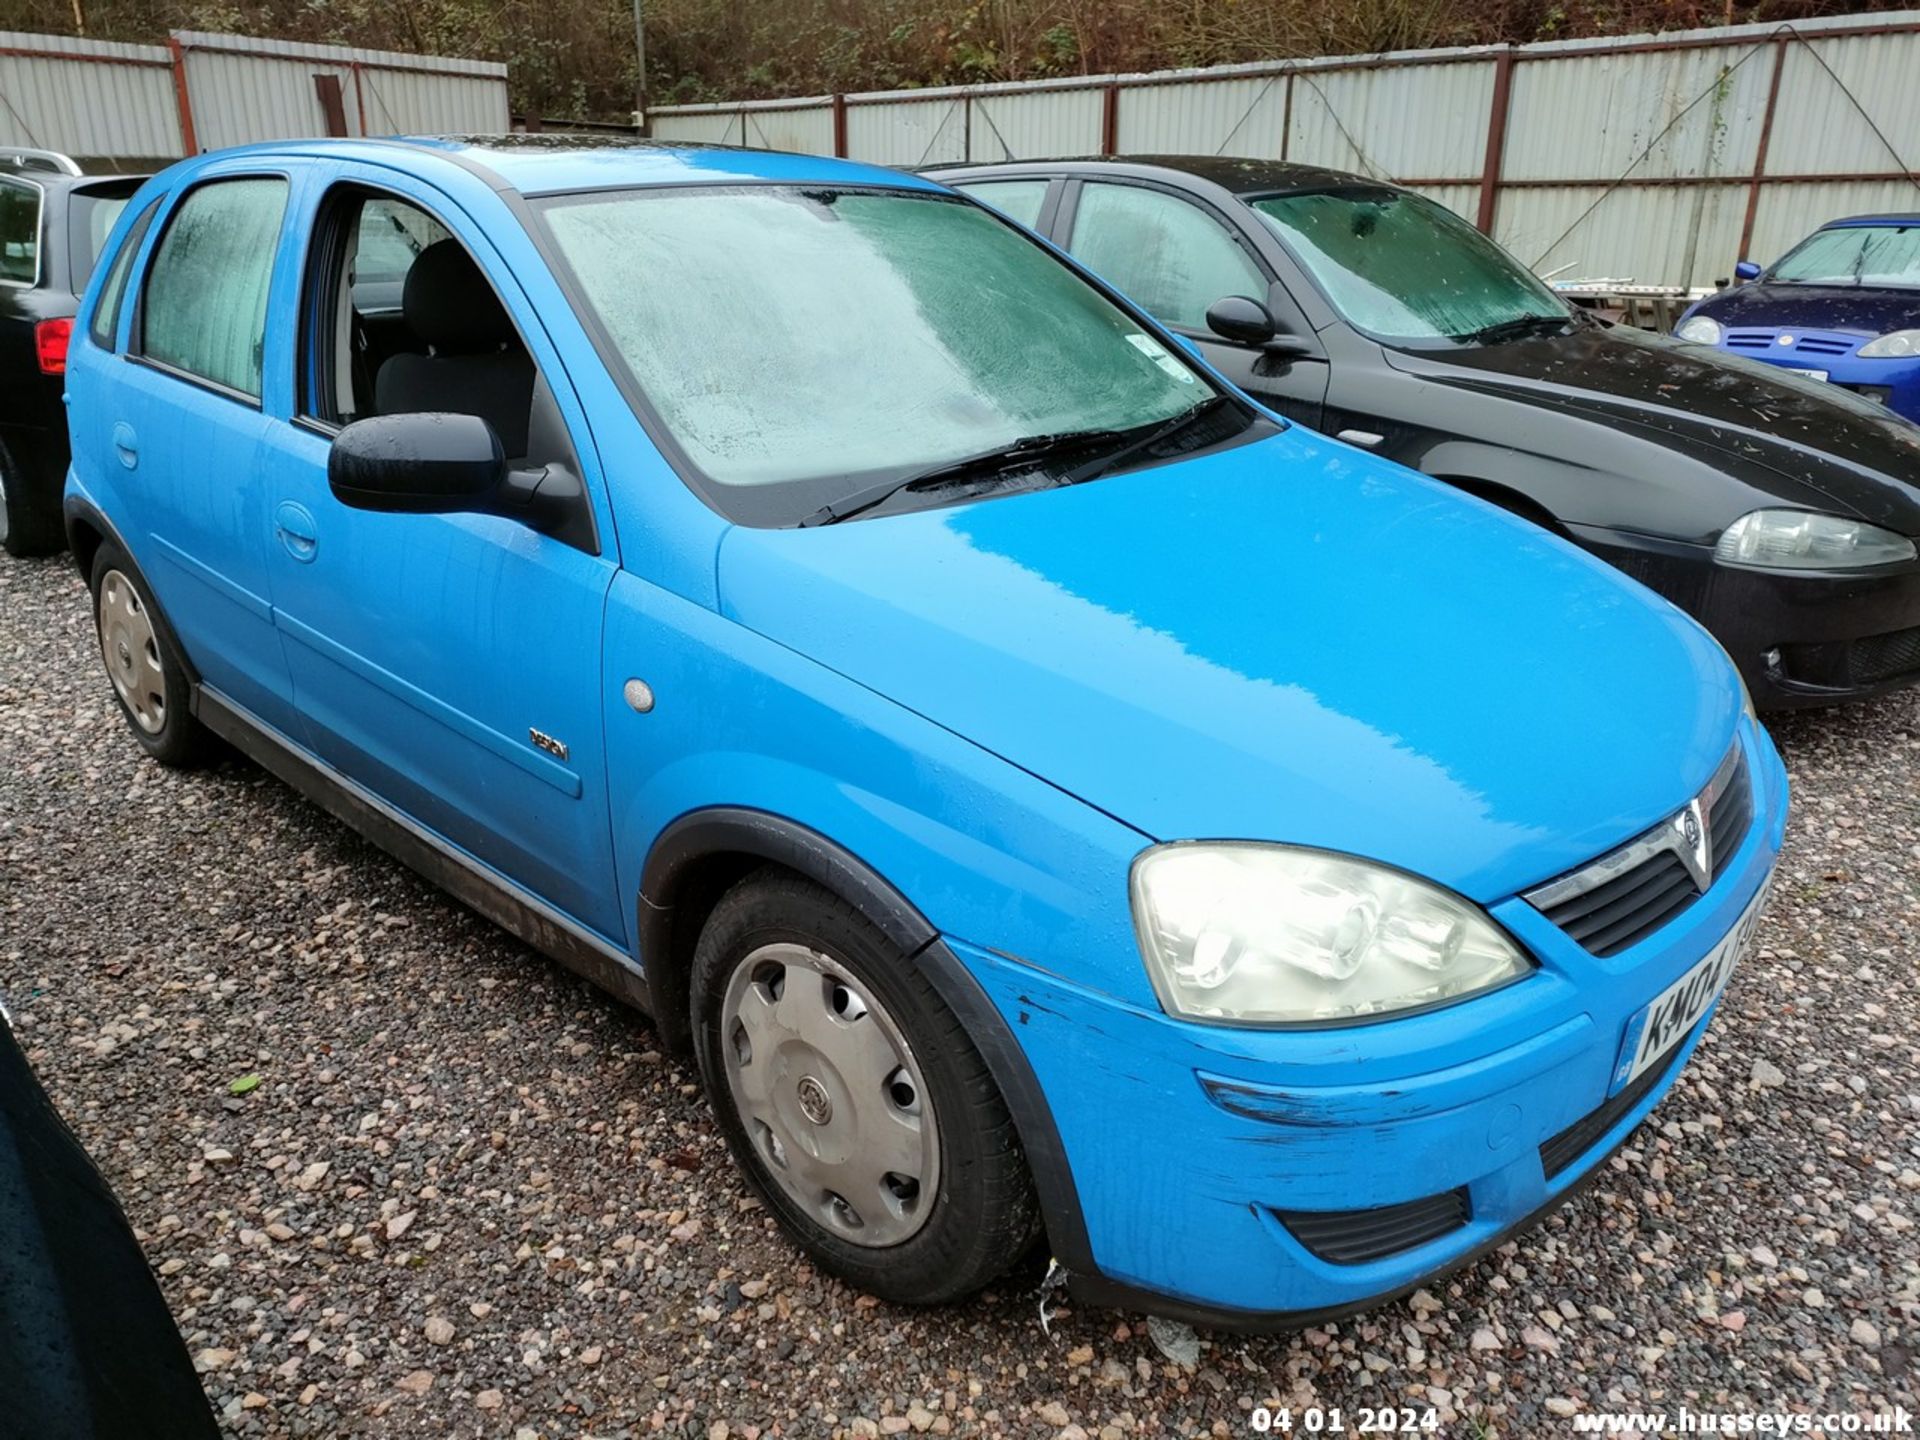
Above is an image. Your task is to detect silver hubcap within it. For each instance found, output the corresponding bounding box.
[720,943,939,1247]
[97,569,166,734]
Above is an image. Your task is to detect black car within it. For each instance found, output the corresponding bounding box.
[0,1003,219,1439]
[0,149,147,556]
[932,156,1920,708]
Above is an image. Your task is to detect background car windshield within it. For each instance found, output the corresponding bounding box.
[1250,188,1568,343]
[539,186,1205,518]
[1768,224,1920,288]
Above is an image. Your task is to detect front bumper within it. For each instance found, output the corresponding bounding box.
[1703,337,1920,424]
[1571,524,1920,707]
[955,722,1788,1325]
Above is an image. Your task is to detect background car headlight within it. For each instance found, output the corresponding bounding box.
[1715,509,1916,570]
[1858,329,1920,359]
[1675,315,1723,344]
[1130,843,1533,1026]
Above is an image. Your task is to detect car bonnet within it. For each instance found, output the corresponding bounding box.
[1386,324,1920,533]
[716,428,1741,904]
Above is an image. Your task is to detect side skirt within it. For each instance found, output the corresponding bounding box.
[193,685,655,1018]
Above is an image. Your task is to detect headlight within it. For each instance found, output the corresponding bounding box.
[1858,329,1920,359]
[1715,509,1916,570]
[1675,315,1723,345]
[1130,843,1533,1026]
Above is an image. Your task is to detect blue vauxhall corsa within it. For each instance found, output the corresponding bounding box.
[62,137,1787,1328]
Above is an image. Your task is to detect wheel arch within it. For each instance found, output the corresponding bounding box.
[63,497,201,686]
[636,806,1096,1274]
[1431,472,1575,540]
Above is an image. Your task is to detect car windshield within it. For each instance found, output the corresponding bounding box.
[1249,187,1569,345]
[537,185,1214,525]
[1767,223,1920,288]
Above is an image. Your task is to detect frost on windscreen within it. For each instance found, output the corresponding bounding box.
[543,189,1198,489]
[1252,190,1566,343]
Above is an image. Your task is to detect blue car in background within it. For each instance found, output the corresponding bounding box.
[62,137,1786,1327]
[1678,213,1920,422]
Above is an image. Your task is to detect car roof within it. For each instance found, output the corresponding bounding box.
[928,154,1385,196]
[1821,213,1920,227]
[166,135,943,199]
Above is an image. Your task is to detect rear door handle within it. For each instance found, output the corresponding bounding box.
[274,500,318,562]
[111,422,138,469]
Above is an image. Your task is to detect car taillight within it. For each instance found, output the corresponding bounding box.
[34,317,73,376]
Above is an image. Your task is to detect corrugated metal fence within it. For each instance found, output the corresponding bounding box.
[650,9,1920,288]
[0,28,507,165]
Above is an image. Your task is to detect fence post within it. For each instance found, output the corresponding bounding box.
[1738,38,1789,263]
[1101,82,1119,155]
[832,93,848,157]
[1476,45,1515,234]
[166,34,198,154]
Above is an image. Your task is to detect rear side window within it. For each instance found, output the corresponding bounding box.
[954,179,1048,230]
[140,177,288,399]
[0,179,39,284]
[66,185,138,293]
[89,196,162,351]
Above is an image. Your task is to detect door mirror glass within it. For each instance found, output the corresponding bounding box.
[329,412,505,515]
[1206,294,1278,345]
[1733,259,1763,282]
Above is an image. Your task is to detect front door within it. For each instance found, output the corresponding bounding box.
[256,173,626,943]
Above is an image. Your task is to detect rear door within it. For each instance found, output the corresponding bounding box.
[1055,177,1330,427]
[93,169,300,729]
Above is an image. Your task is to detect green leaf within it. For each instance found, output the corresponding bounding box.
[228,1073,263,1096]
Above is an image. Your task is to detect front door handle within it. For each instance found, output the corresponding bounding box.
[274,500,318,562]
[111,422,138,470]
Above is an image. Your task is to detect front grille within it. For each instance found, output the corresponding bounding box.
[1850,624,1920,686]
[1724,328,1856,358]
[1540,1041,1685,1179]
[1275,1188,1471,1264]
[1526,745,1751,957]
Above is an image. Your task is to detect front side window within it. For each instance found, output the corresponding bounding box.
[540,185,1218,526]
[1768,224,1920,289]
[0,179,39,284]
[1067,182,1268,331]
[953,179,1048,230]
[1251,188,1568,346]
[88,195,162,351]
[140,177,288,398]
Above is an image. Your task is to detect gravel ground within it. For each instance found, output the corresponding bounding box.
[2,548,1917,1439]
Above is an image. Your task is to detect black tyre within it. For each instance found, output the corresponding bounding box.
[89,541,208,768]
[691,867,1041,1304]
[0,436,66,558]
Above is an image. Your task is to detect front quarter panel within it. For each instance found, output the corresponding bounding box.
[601,570,1154,1009]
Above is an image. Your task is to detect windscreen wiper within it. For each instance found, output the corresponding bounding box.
[1455,314,1570,346]
[798,428,1131,527]
[1062,395,1234,488]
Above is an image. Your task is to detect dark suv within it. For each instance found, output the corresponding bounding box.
[0,149,147,555]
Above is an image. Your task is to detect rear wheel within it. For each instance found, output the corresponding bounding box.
[90,542,208,768]
[0,437,65,557]
[691,868,1041,1304]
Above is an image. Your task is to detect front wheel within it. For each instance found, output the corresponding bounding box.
[691,868,1041,1305]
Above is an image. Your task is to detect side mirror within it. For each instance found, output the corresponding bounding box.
[329,413,505,515]
[329,412,590,544]
[1206,294,1277,345]
[1205,294,1315,357]
[1733,260,1762,282]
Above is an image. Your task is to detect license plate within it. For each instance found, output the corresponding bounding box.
[1609,877,1771,1094]
[1786,367,1829,381]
